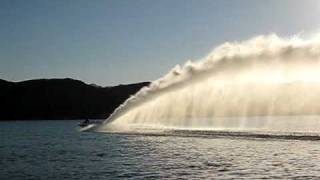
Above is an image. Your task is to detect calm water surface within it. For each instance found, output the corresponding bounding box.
[1,121,320,179]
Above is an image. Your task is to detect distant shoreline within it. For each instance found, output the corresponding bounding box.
[0,78,149,121]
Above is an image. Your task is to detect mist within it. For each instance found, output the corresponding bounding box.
[98,34,320,132]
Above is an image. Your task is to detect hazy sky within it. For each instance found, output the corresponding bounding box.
[1,0,319,85]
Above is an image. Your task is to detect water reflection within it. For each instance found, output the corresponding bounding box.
[1,121,320,179]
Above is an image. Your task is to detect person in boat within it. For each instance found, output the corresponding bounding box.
[83,119,89,124]
[79,119,90,127]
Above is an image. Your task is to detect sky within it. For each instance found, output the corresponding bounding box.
[0,0,319,86]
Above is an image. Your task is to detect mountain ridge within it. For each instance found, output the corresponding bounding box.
[0,78,149,120]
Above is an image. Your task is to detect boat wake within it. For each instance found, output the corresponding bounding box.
[96,33,320,137]
[97,127,320,141]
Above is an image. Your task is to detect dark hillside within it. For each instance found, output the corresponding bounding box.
[0,78,149,120]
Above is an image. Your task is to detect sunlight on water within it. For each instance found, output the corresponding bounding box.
[2,121,320,179]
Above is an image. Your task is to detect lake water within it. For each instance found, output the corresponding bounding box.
[1,120,320,179]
